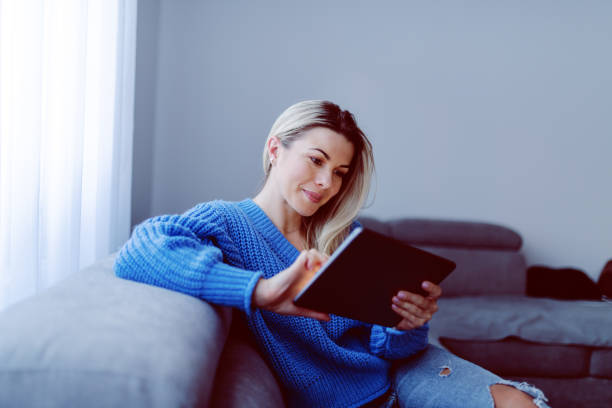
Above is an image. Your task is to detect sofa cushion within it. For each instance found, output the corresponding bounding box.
[0,254,232,408]
[440,337,591,377]
[210,319,285,408]
[591,349,612,378]
[358,217,392,236]
[421,247,526,296]
[430,295,612,347]
[386,218,523,250]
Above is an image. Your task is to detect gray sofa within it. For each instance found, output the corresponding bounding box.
[1,217,610,407]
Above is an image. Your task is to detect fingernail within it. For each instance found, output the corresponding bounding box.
[398,292,407,300]
[422,282,430,289]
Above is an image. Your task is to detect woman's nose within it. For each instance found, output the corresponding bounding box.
[316,170,332,189]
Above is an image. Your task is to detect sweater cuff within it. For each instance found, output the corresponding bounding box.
[370,324,388,356]
[384,323,429,352]
[370,323,429,358]
[202,262,263,314]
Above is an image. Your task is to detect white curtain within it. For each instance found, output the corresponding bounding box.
[0,0,137,311]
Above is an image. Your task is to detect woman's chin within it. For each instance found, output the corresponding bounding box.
[297,206,318,217]
[293,200,320,217]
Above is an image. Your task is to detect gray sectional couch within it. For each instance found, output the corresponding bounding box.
[1,217,610,407]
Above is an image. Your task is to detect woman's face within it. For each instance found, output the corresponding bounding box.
[270,127,355,217]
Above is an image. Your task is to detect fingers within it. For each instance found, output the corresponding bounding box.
[394,291,438,313]
[303,249,327,272]
[391,304,429,330]
[391,297,435,321]
[421,281,443,299]
[294,306,331,322]
[391,287,440,331]
[394,317,422,331]
[291,250,326,294]
[257,250,330,321]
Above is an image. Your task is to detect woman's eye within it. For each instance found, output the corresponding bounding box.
[310,156,323,166]
[334,170,347,178]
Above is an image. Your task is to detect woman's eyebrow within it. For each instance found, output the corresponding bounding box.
[310,148,350,168]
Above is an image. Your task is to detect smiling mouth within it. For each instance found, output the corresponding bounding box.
[303,189,322,203]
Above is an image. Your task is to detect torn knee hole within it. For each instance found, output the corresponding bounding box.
[439,366,452,377]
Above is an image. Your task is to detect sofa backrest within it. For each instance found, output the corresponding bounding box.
[358,217,526,296]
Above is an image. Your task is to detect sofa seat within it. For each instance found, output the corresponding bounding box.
[591,349,612,377]
[430,295,612,378]
[430,295,612,347]
[438,337,593,377]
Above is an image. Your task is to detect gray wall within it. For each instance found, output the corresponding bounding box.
[133,0,612,280]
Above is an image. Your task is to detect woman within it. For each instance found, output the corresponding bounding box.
[115,100,549,408]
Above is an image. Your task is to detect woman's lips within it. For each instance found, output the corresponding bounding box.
[303,189,322,203]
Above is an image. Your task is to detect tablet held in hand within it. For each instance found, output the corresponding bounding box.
[293,227,456,327]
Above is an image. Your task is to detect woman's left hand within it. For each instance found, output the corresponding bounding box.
[391,281,442,331]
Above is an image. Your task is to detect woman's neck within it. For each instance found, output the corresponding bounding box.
[253,188,304,238]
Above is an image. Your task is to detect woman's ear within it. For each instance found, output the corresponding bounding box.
[268,136,281,164]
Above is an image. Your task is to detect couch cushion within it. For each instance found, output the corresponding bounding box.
[386,218,522,250]
[591,349,612,378]
[421,247,526,296]
[440,337,591,377]
[358,217,392,236]
[210,319,285,408]
[430,295,612,347]
[0,254,232,408]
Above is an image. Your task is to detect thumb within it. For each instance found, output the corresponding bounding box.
[296,250,310,271]
[303,249,326,272]
[289,250,320,293]
[285,250,310,281]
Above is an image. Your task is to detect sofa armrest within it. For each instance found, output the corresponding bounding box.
[0,254,232,408]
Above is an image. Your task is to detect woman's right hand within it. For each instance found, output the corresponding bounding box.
[252,249,331,321]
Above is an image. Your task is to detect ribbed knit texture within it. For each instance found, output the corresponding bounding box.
[114,199,429,408]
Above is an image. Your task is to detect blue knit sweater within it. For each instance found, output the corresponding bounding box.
[114,199,428,408]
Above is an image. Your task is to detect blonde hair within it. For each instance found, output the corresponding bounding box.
[262,100,375,255]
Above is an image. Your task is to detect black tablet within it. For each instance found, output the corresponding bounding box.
[293,226,456,327]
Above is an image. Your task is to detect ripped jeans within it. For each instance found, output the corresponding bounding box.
[373,345,550,408]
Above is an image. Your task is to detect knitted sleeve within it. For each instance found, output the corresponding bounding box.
[368,323,429,360]
[113,202,262,313]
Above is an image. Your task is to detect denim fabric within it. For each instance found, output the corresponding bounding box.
[381,345,550,408]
